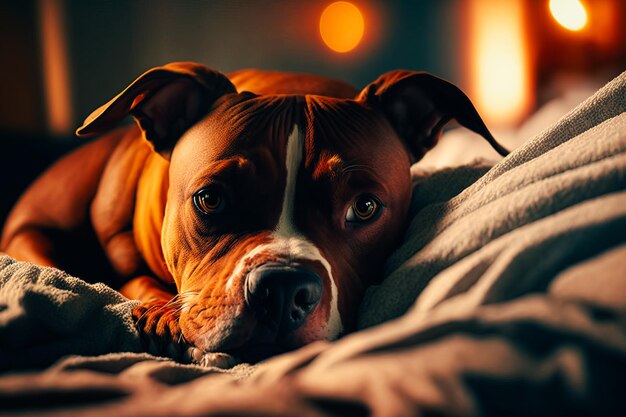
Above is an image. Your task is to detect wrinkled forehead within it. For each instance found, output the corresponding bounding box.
[171,93,402,175]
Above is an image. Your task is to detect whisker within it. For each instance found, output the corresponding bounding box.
[136,290,200,321]
[136,303,163,322]
[172,304,189,315]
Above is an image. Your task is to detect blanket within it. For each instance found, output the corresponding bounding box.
[0,256,140,371]
[0,70,625,416]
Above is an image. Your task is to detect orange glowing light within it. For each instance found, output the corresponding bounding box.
[40,0,73,135]
[467,0,533,127]
[549,0,588,31]
[319,1,364,53]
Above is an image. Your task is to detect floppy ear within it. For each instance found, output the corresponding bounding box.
[76,62,236,159]
[358,70,508,162]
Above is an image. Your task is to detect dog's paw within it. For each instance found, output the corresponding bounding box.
[186,349,241,369]
[133,300,191,362]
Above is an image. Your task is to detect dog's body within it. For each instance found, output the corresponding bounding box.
[1,63,506,362]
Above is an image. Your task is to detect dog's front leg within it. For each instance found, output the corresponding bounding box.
[120,276,193,362]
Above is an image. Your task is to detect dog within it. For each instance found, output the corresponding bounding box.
[1,62,507,363]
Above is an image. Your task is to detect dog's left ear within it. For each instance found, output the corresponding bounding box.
[358,70,508,162]
[76,62,236,159]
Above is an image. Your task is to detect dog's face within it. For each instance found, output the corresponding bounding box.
[78,63,503,360]
[163,94,411,358]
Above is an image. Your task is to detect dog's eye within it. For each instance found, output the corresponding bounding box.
[346,195,382,223]
[193,188,226,215]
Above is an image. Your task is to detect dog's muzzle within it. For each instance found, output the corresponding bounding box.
[245,263,322,337]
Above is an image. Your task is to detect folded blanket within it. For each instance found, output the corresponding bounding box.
[0,255,141,370]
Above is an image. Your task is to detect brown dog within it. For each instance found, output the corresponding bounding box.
[1,62,507,362]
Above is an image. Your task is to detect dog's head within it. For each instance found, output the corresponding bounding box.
[78,62,505,361]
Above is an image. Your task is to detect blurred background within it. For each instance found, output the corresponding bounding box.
[1,0,625,224]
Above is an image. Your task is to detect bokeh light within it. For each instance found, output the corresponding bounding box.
[549,0,588,31]
[319,1,364,53]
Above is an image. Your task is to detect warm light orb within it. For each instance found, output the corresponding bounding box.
[319,1,364,53]
[549,0,588,31]
[467,0,532,127]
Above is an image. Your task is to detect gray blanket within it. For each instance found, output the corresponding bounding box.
[0,256,140,371]
[0,70,625,416]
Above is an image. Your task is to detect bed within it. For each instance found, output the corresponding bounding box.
[1,70,625,416]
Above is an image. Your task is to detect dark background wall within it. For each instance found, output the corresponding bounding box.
[64,0,458,129]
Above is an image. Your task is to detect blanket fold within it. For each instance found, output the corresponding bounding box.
[0,255,141,370]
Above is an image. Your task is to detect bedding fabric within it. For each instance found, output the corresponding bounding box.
[1,70,625,416]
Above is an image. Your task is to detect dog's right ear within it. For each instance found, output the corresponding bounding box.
[358,70,508,162]
[76,62,236,159]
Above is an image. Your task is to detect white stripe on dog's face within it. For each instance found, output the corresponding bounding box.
[275,124,304,237]
[225,125,343,339]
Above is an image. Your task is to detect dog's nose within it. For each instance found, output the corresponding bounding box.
[246,265,322,334]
